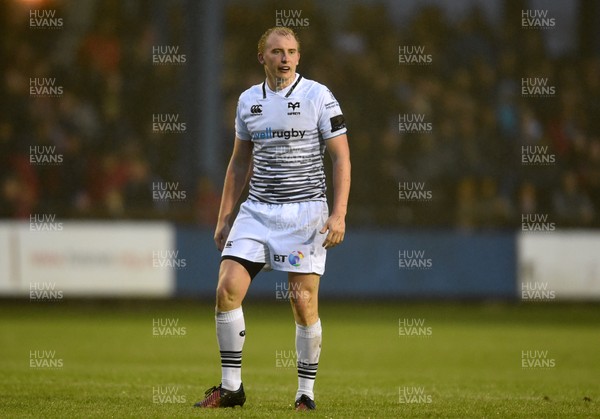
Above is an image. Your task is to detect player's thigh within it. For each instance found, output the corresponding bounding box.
[217,259,252,298]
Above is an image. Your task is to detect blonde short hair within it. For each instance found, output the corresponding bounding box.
[257,27,301,54]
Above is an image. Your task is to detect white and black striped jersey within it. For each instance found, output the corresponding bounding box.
[235,73,347,204]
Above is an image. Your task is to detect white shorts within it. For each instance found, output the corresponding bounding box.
[222,200,329,275]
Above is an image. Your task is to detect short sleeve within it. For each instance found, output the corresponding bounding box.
[317,86,347,140]
[235,99,251,141]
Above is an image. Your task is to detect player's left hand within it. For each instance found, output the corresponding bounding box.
[320,213,346,249]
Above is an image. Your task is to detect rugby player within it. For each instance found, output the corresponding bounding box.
[194,26,350,411]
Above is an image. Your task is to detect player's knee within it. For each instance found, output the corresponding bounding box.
[216,282,239,307]
[290,297,317,325]
[294,310,318,326]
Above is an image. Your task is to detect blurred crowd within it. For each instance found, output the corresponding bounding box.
[1,1,219,224]
[2,1,599,229]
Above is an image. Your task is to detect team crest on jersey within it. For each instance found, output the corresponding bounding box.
[287,102,301,116]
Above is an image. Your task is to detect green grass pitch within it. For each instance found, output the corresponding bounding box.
[0,300,598,418]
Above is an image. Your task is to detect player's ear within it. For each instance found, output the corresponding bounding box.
[257,53,265,65]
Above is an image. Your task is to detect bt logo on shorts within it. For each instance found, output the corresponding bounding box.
[288,251,304,267]
[274,251,304,267]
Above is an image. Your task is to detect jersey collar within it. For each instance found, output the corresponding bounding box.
[262,73,303,99]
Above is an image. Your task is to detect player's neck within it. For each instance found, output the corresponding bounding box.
[266,73,297,92]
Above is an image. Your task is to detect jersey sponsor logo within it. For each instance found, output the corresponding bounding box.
[251,127,306,140]
[250,104,263,115]
[225,241,233,248]
[330,115,346,133]
[324,101,339,110]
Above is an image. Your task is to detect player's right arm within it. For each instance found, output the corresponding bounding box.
[214,137,253,251]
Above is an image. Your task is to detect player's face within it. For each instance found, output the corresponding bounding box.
[259,33,300,88]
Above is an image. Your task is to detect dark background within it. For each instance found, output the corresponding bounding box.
[2,0,599,230]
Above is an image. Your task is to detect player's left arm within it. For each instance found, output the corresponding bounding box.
[320,134,351,249]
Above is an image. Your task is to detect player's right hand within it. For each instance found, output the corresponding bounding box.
[214,222,231,251]
[320,213,346,249]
